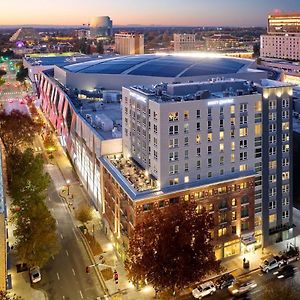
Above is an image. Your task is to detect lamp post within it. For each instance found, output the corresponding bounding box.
[66,179,70,196]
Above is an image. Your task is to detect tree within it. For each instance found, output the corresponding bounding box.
[16,64,28,83]
[75,203,93,226]
[14,200,59,267]
[262,282,300,300]
[253,43,260,58]
[125,201,220,294]
[0,110,42,154]
[7,149,49,206]
[0,291,23,300]
[43,134,56,152]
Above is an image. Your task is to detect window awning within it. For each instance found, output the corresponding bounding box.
[241,232,256,246]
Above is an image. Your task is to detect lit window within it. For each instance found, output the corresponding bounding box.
[231,142,235,151]
[220,143,224,152]
[169,112,178,122]
[231,153,235,163]
[184,124,189,134]
[208,133,212,142]
[240,128,248,137]
[220,131,224,141]
[184,111,189,120]
[282,171,289,181]
[282,122,289,131]
[230,105,235,114]
[196,134,201,144]
[240,164,247,171]
[184,176,189,183]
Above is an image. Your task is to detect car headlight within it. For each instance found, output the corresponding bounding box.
[232,289,238,294]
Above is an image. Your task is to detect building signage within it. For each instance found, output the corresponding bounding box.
[207,99,234,106]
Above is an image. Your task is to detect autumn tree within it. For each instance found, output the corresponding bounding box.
[75,203,93,226]
[125,201,220,294]
[0,110,42,154]
[14,200,59,267]
[7,148,49,206]
[0,291,23,300]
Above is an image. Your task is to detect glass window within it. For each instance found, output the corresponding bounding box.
[169,112,178,121]
[184,111,189,120]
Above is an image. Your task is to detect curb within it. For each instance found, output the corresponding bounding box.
[237,267,260,278]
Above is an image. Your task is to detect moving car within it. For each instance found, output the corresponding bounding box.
[260,256,283,273]
[228,280,257,296]
[192,281,216,299]
[273,264,296,279]
[281,246,299,264]
[215,273,236,289]
[29,266,41,283]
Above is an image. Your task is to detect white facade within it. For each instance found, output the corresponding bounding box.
[261,35,300,60]
[115,33,144,55]
[174,33,196,52]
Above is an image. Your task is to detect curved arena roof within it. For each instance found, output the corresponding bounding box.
[63,54,252,78]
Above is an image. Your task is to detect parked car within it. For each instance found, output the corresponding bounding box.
[215,273,236,289]
[274,264,296,279]
[192,281,216,299]
[228,280,257,296]
[29,266,41,283]
[260,256,283,273]
[281,246,299,264]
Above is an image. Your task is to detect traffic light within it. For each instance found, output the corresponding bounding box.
[113,270,118,284]
[86,266,90,273]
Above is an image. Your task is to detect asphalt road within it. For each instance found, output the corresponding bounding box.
[180,260,300,300]
[35,166,104,300]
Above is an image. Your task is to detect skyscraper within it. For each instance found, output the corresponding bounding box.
[90,16,113,38]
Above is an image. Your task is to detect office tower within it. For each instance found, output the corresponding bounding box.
[90,16,113,38]
[115,33,144,55]
[174,33,196,52]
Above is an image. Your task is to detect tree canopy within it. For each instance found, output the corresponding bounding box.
[0,291,23,300]
[16,64,28,83]
[75,203,93,225]
[125,201,220,293]
[0,110,42,154]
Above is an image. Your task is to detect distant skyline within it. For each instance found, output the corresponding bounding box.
[2,0,300,27]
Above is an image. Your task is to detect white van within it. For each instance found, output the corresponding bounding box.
[192,281,216,299]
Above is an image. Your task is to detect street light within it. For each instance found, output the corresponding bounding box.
[66,179,70,196]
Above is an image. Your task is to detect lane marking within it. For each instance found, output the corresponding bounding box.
[57,272,60,280]
[60,233,64,239]
[79,290,83,299]
[73,228,79,241]
[52,256,54,260]
[72,268,76,276]
[65,250,69,256]
[62,296,65,300]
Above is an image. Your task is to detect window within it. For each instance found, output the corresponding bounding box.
[169,151,178,161]
[220,156,224,165]
[240,140,248,148]
[269,201,276,210]
[218,227,227,237]
[169,138,178,148]
[269,147,276,156]
[169,112,178,121]
[231,153,235,163]
[269,112,276,121]
[196,109,201,118]
[282,158,289,167]
[282,133,289,142]
[240,152,247,161]
[220,131,224,141]
[184,163,189,172]
[241,195,249,204]
[240,164,247,171]
[208,107,212,117]
[169,125,178,135]
[230,117,235,126]
[282,110,289,119]
[269,214,276,223]
[269,187,276,197]
[208,171,212,177]
[220,169,224,175]
[282,210,289,219]
[269,100,276,110]
[230,105,235,114]
[220,106,224,116]
[197,160,201,169]
[255,124,262,136]
[269,135,276,144]
[169,178,179,186]
[269,123,276,132]
[184,111,189,120]
[184,150,189,159]
[282,171,289,181]
[207,145,212,155]
[230,129,235,138]
[154,137,158,147]
[208,120,212,130]
[232,198,237,206]
[169,197,179,204]
[184,137,189,146]
[154,124,158,134]
[197,148,201,157]
[159,200,165,208]
[241,221,249,232]
[208,158,212,167]
[208,133,212,142]
[241,206,249,218]
[255,101,262,112]
[283,197,289,206]
[220,119,224,129]
[219,199,227,209]
[231,142,235,151]
[220,143,224,152]
[143,203,153,211]
[219,211,227,223]
[283,184,289,193]
[154,150,158,160]
[240,115,248,125]
[196,122,201,131]
[240,103,248,112]
[240,128,248,137]
[184,124,189,134]
[282,99,289,108]
[269,160,277,169]
[184,176,189,183]
[269,174,276,183]
[196,134,201,144]
[282,144,289,153]
[169,164,179,175]
[282,122,289,131]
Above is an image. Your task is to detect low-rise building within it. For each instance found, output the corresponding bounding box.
[174,33,196,52]
[115,33,144,55]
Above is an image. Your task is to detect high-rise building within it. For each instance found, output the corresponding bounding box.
[101,78,293,259]
[174,33,196,52]
[204,34,240,51]
[115,33,144,55]
[90,16,113,38]
[261,12,300,60]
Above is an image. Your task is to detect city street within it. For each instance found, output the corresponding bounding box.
[34,170,104,300]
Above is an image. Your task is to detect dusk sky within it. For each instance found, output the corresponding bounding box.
[2,0,300,26]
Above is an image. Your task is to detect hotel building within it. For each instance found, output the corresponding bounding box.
[261,12,300,60]
[115,33,144,55]
[174,33,196,52]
